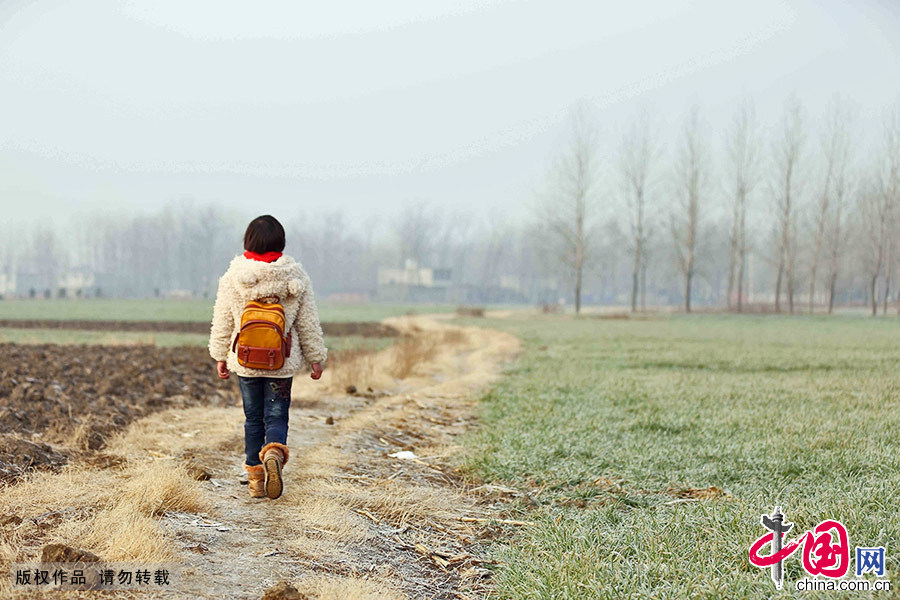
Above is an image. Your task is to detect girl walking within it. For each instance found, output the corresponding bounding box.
[208,215,327,499]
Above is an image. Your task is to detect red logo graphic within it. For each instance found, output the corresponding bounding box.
[749,508,850,588]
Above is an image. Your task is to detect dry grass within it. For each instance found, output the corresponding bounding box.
[0,467,108,535]
[67,503,176,561]
[388,335,441,379]
[292,445,346,479]
[0,408,217,568]
[68,421,100,451]
[104,405,239,460]
[288,496,371,541]
[0,460,211,564]
[0,528,20,565]
[39,417,110,452]
[324,328,469,392]
[327,348,383,392]
[441,328,468,345]
[317,478,466,526]
[295,574,405,600]
[118,461,209,516]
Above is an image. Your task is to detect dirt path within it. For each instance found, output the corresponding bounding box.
[1,316,519,600]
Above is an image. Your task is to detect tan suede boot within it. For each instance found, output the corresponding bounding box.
[243,463,265,498]
[259,442,289,499]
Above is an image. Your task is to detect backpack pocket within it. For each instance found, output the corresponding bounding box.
[236,344,285,370]
[232,309,288,370]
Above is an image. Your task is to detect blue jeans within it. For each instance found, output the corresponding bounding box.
[238,376,292,466]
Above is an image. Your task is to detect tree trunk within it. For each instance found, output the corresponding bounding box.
[726,226,737,311]
[736,204,746,312]
[807,265,817,314]
[774,260,784,313]
[871,273,879,316]
[883,242,893,315]
[828,272,837,314]
[640,252,647,311]
[575,263,583,315]
[631,258,639,312]
[786,253,795,314]
[809,190,831,314]
[575,200,585,315]
[685,270,692,313]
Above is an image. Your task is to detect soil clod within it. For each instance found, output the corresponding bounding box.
[41,543,100,563]
[261,580,307,600]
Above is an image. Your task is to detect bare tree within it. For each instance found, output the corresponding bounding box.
[619,110,657,312]
[861,177,890,316]
[479,211,512,290]
[856,108,900,318]
[640,220,655,310]
[539,105,600,314]
[27,226,67,296]
[671,106,708,313]
[809,98,852,313]
[725,100,760,312]
[883,204,895,315]
[880,107,900,314]
[395,203,435,282]
[771,98,806,313]
[825,156,852,314]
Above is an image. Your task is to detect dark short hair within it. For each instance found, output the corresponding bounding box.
[243,215,286,253]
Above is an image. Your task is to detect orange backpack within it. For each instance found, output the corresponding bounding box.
[231,300,292,370]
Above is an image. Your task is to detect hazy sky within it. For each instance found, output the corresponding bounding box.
[1,0,898,229]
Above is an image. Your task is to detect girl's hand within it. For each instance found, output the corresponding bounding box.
[310,363,323,380]
[216,361,230,379]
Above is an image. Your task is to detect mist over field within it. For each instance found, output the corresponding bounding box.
[1,0,899,311]
[4,4,900,599]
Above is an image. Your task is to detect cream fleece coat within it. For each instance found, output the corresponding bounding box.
[208,253,327,378]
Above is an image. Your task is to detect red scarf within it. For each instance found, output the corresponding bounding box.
[243,250,282,263]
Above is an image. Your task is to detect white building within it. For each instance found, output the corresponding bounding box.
[0,270,16,296]
[58,267,96,298]
[377,259,451,288]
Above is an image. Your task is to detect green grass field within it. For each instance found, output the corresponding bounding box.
[460,314,900,599]
[0,298,453,323]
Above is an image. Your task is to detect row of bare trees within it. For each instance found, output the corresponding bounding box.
[2,96,900,313]
[0,202,557,303]
[540,96,900,315]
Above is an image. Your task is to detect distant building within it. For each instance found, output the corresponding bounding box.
[499,274,521,293]
[16,271,56,298]
[7,266,102,299]
[377,259,452,302]
[58,266,95,298]
[377,259,452,288]
[0,269,15,297]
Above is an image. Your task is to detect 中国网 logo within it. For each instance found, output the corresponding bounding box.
[749,507,890,592]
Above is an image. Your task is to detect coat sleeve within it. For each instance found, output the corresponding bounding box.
[294,277,327,365]
[208,274,235,362]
